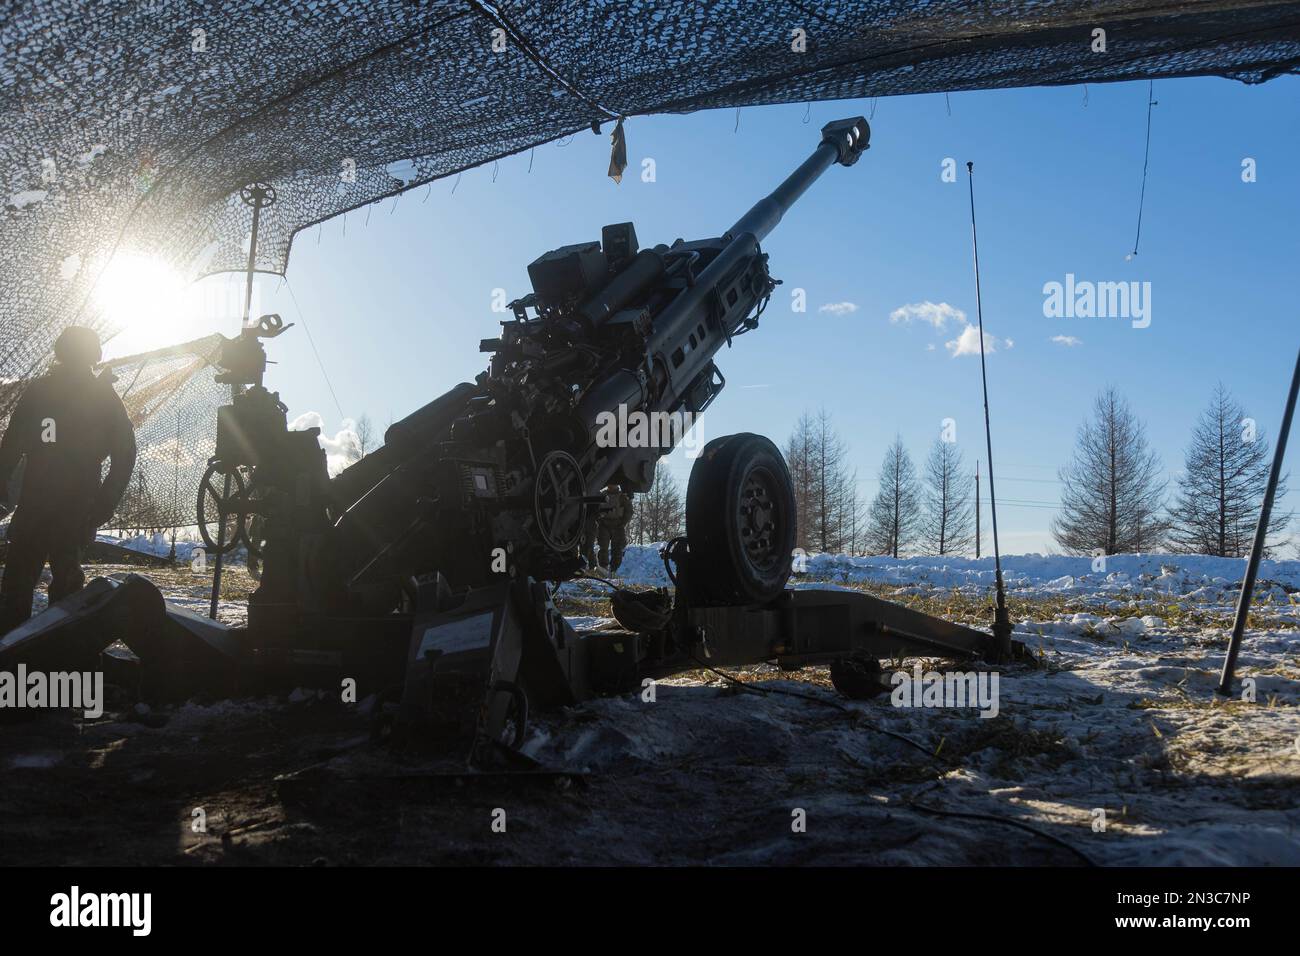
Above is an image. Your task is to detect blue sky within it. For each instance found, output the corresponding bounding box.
[134,75,1300,553]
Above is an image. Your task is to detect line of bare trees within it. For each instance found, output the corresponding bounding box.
[787,382,1289,560]
[786,409,865,554]
[785,409,976,558]
[629,465,686,545]
[857,433,975,558]
[1052,384,1289,557]
[334,381,1288,561]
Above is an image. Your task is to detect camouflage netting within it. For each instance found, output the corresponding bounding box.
[99,335,227,531]
[2,1,1299,534]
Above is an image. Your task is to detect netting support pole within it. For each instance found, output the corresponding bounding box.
[208,471,231,620]
[1217,344,1300,695]
[242,196,262,327]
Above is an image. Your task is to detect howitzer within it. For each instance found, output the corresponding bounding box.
[17,119,1014,766]
[295,118,873,617]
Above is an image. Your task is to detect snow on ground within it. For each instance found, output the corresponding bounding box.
[95,529,207,564]
[607,544,1300,601]
[4,548,1296,865]
[543,546,1300,864]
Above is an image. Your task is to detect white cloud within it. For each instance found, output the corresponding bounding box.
[1051,334,1083,347]
[819,301,858,316]
[289,411,361,476]
[944,324,1009,358]
[889,301,966,329]
[925,343,936,351]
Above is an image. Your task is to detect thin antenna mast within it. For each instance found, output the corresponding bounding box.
[966,162,1012,660]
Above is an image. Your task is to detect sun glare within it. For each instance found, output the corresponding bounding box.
[92,251,190,353]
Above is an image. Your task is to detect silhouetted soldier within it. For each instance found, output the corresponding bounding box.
[0,327,136,631]
[597,485,633,574]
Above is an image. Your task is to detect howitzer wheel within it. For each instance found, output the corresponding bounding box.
[685,433,795,605]
[534,449,586,553]
[197,461,247,556]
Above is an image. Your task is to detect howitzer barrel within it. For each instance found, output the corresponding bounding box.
[639,117,871,389]
[579,118,871,494]
[727,117,870,243]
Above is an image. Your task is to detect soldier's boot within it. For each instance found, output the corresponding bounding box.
[597,527,612,572]
[47,538,86,605]
[609,530,627,573]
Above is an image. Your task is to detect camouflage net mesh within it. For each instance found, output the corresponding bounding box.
[2,1,1298,534]
[100,336,228,531]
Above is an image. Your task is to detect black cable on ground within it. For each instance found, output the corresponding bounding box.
[686,653,936,760]
[905,800,1098,867]
[691,655,1098,866]
[573,570,620,589]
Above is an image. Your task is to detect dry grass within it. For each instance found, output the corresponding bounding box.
[85,559,259,603]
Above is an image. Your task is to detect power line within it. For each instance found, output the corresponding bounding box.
[282,276,346,421]
[1129,80,1157,259]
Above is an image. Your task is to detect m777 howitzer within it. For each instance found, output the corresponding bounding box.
[319,118,878,610]
[1,119,1019,765]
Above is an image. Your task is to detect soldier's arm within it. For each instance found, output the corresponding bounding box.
[91,392,137,522]
[0,386,40,501]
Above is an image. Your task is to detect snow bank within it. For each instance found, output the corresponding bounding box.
[609,545,1300,601]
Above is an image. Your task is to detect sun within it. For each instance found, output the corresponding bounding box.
[91,251,190,352]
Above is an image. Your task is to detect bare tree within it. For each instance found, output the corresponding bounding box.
[785,412,815,551]
[865,436,921,557]
[1051,387,1168,555]
[785,409,861,554]
[841,467,866,555]
[921,439,975,555]
[1167,384,1289,557]
[631,464,684,543]
[355,414,375,457]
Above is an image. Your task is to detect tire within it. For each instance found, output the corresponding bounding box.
[685,432,795,605]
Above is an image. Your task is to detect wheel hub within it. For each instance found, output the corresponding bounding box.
[738,467,780,571]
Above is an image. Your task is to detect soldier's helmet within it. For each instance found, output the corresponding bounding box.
[53,326,102,367]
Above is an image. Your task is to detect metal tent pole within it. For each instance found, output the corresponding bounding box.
[1217,344,1300,695]
[208,183,275,620]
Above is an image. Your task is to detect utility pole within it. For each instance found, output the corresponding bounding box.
[974,459,981,559]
